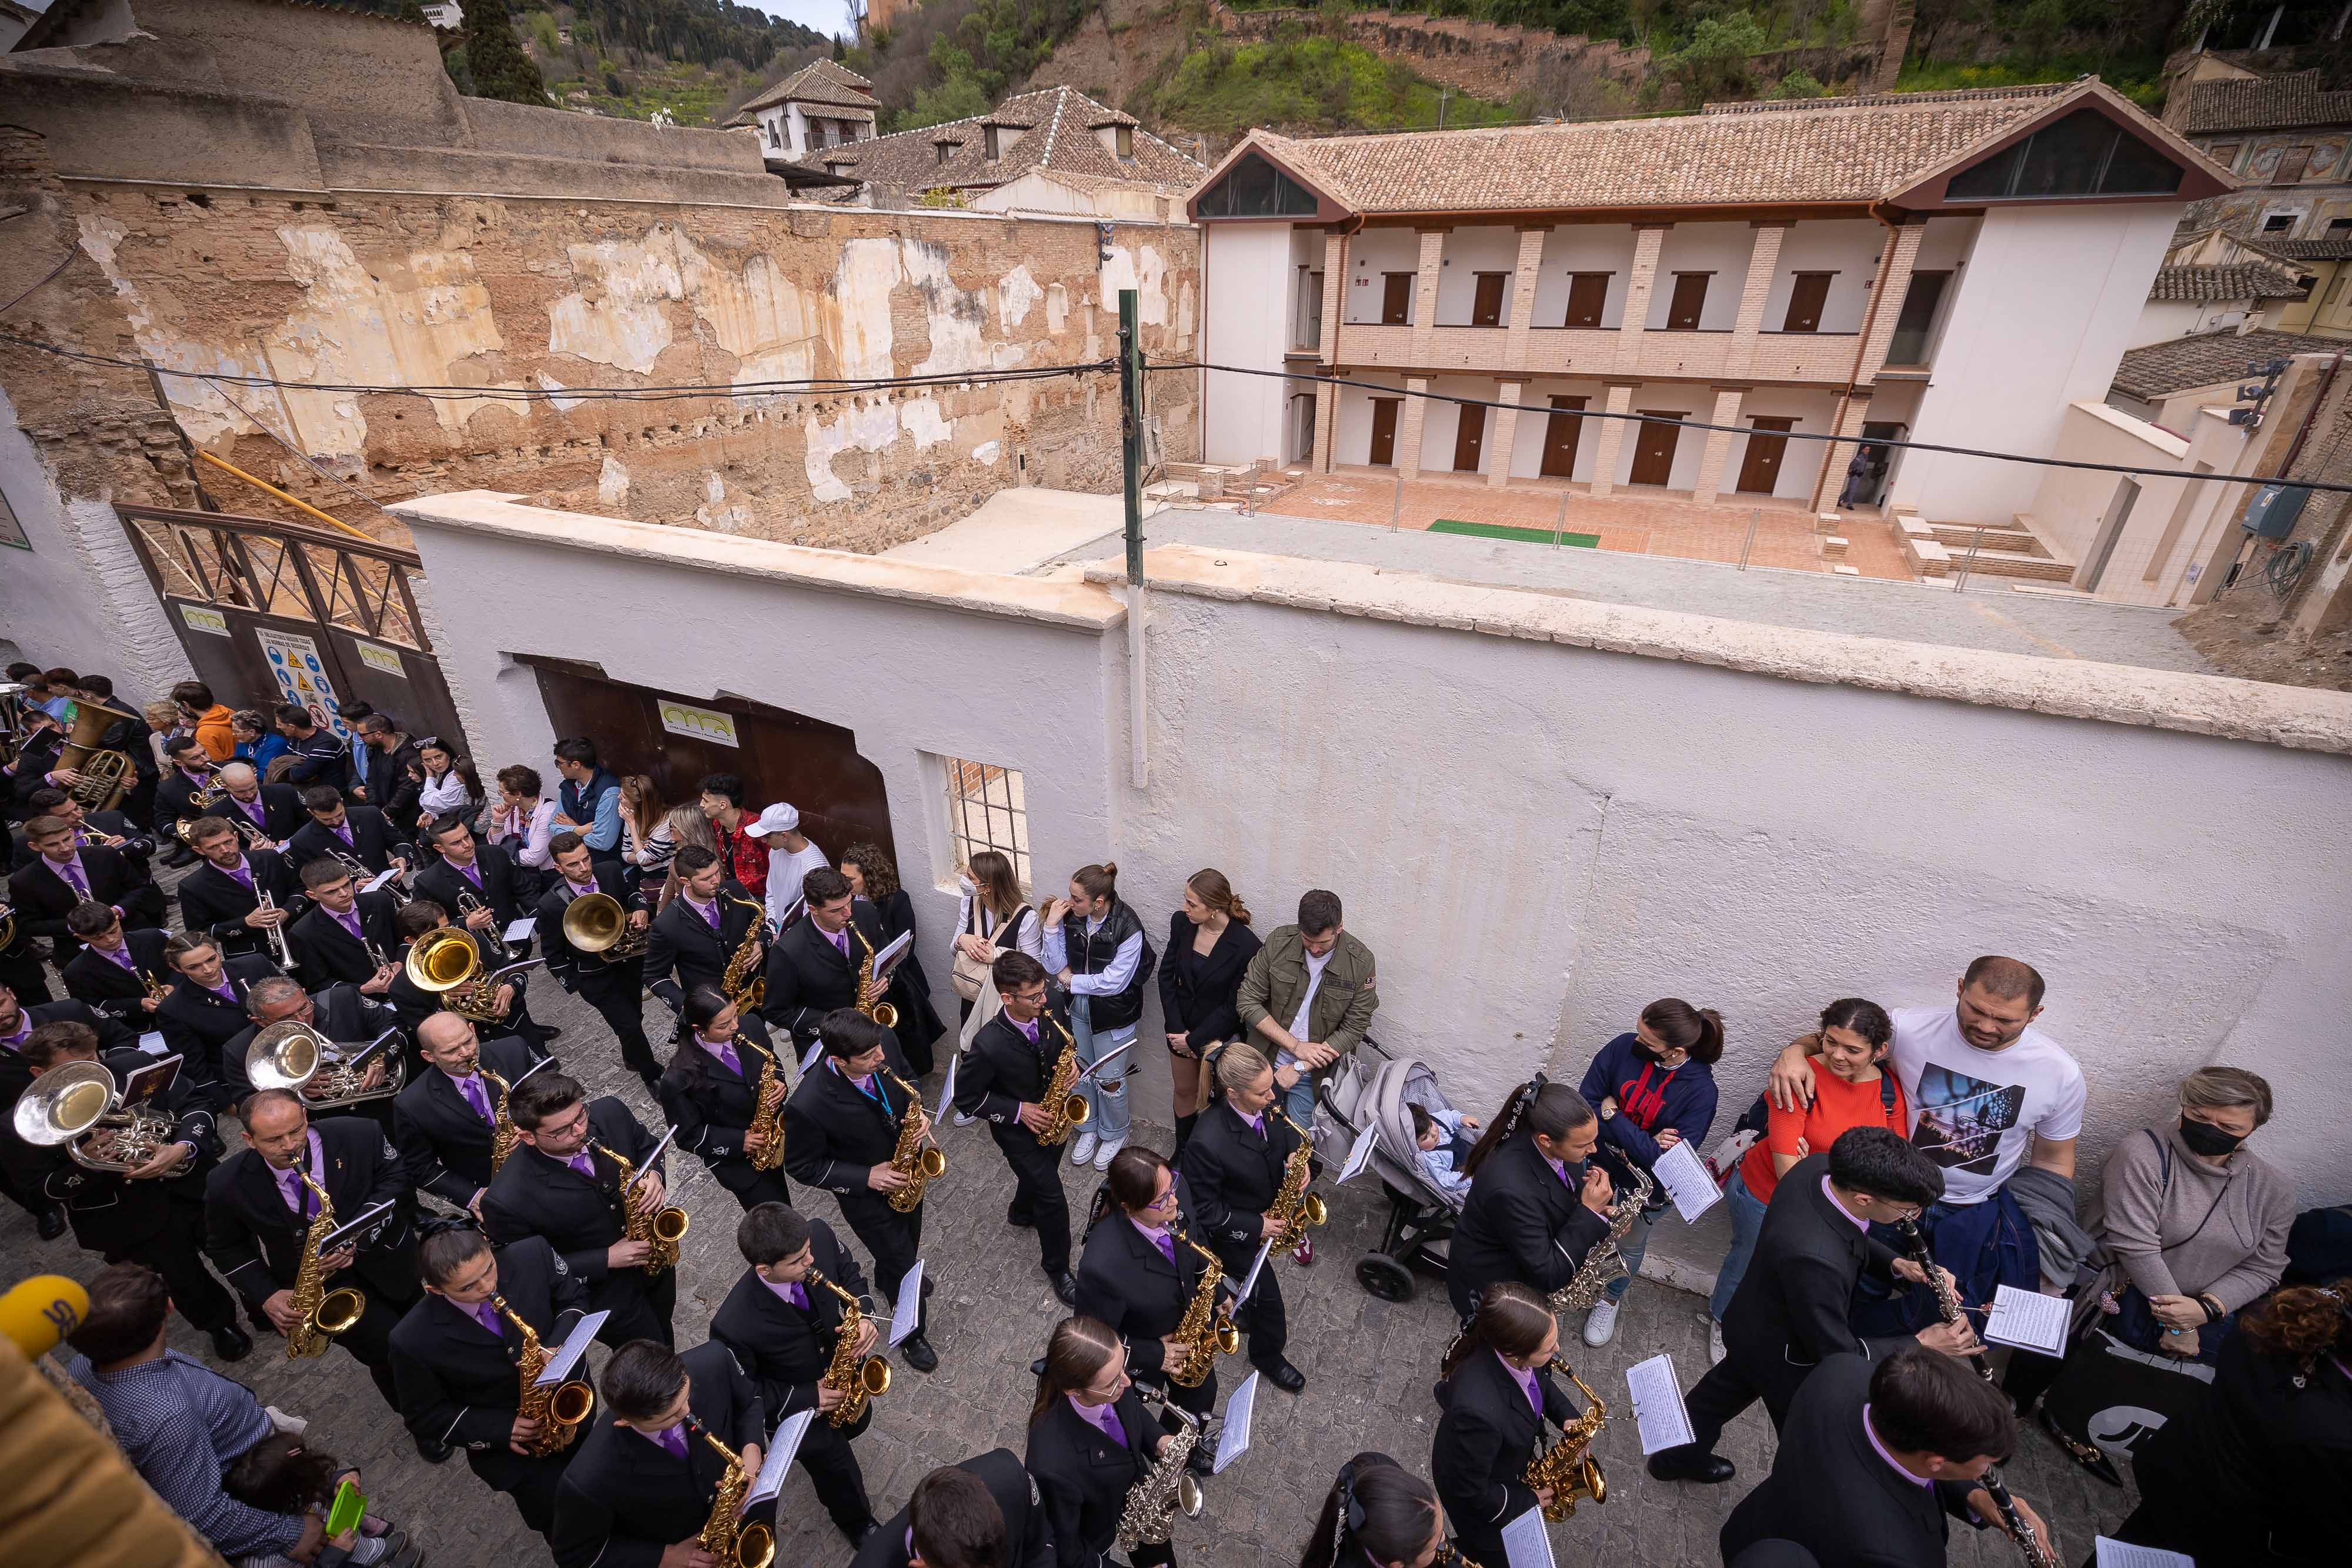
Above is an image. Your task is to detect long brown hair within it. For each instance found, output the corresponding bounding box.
[1187,868,1252,926]
[1641,998,1726,1064]
[1461,1079,1595,1178]
[1088,1145,1169,1232]
[968,850,1025,922]
[1030,1316,1122,1426]
[842,842,900,902]
[1068,861,1118,903]
[1438,1281,1554,1381]
[620,774,665,831]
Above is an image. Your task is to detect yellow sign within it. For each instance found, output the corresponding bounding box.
[658,701,739,748]
[178,603,230,637]
[355,641,407,679]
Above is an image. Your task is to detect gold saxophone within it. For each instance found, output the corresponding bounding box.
[808,1268,892,1426]
[686,1416,776,1568]
[881,1069,944,1215]
[1164,1223,1240,1388]
[285,1171,365,1359]
[1548,1165,1654,1313]
[495,1293,594,1456]
[484,1068,519,1174]
[1521,1369,1609,1520]
[1034,1013,1091,1148]
[850,921,899,1029]
[720,895,769,1011]
[1268,1108,1328,1251]
[593,1140,689,1274]
[745,1044,787,1174]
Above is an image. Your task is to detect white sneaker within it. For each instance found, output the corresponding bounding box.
[1582,1299,1621,1348]
[1069,1131,1098,1167]
[1093,1136,1126,1171]
[1708,1319,1726,1365]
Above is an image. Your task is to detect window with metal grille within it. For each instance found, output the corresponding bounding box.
[941,755,1030,890]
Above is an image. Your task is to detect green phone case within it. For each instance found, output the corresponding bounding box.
[325,1478,366,1537]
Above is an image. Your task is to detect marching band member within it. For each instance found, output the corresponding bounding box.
[839,841,947,1075]
[389,1220,588,1538]
[1025,1315,1181,1568]
[201,1088,419,1421]
[0,871,50,1005]
[217,976,401,1135]
[18,1019,250,1359]
[414,815,533,944]
[393,1012,543,1218]
[479,1071,677,1349]
[1446,1080,1613,1324]
[150,735,219,842]
[1298,1453,1445,1568]
[784,1008,941,1373]
[176,814,302,963]
[643,845,763,1029]
[709,1201,883,1546]
[212,760,305,845]
[386,898,552,1054]
[2,982,136,1239]
[549,1338,769,1568]
[287,785,413,878]
[660,984,793,1212]
[1040,862,1148,1172]
[537,831,659,1092]
[1181,1041,1312,1394]
[1075,1144,1224,1446]
[8,813,167,964]
[850,1453,1057,1568]
[10,785,156,871]
[285,857,401,994]
[760,865,889,1050]
[154,934,285,1092]
[954,951,1080,1305]
[61,900,178,1021]
[1430,1283,1579,1568]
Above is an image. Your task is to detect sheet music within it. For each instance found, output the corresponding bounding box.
[1500,1507,1556,1568]
[533,1309,609,1385]
[1650,1138,1723,1223]
[315,1200,396,1255]
[746,1412,810,1509]
[1337,1121,1380,1185]
[136,1031,168,1057]
[933,1054,957,1123]
[346,1027,402,1069]
[2094,1540,2193,1568]
[1984,1285,2070,1356]
[888,1260,924,1347]
[119,1055,182,1108]
[869,928,913,985]
[362,868,400,893]
[503,917,537,944]
[1211,1370,1258,1474]
[1233,1238,1275,1305]
[1074,1041,1131,1084]
[627,1126,678,1191]
[1626,1353,1696,1454]
[799,1040,826,1074]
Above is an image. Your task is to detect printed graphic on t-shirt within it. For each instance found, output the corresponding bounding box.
[1909,1064,2026,1175]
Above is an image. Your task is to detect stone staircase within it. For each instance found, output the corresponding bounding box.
[1893,509,2076,583]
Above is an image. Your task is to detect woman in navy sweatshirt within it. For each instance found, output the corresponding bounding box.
[1574,998,1723,1349]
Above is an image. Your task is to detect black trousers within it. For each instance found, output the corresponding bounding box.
[472,1448,573,1539]
[799,1415,878,1542]
[312,1275,411,1413]
[590,1268,679,1349]
[1667,1352,1795,1460]
[837,1192,928,1336]
[582,983,659,1085]
[0,1155,51,1221]
[711,1162,794,1213]
[98,1198,236,1332]
[1221,1251,1287,1367]
[993,1125,1071,1275]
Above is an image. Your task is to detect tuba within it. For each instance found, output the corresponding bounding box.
[1033,1014,1092,1148]
[1548,1165,1653,1314]
[1115,1385,1205,1553]
[405,926,542,1026]
[720,895,770,1011]
[0,902,14,950]
[55,698,141,811]
[1268,1107,1328,1250]
[1164,1223,1240,1388]
[561,891,647,964]
[686,1416,776,1568]
[496,1293,593,1456]
[285,1170,366,1358]
[12,1059,180,1173]
[807,1268,891,1426]
[248,1019,403,1109]
[594,1139,688,1275]
[850,921,898,1029]
[881,1069,944,1214]
[1521,1369,1609,1520]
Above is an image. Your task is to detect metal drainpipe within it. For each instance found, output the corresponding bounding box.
[1809,202,1906,514]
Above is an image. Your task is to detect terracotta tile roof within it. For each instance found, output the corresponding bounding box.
[739,58,878,117]
[2147,262,2306,301]
[803,85,1203,193]
[2244,235,2352,262]
[2112,328,2340,401]
[2177,69,2352,135]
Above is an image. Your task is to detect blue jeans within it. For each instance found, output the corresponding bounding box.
[1708,1166,1770,1322]
[1068,994,1132,1142]
[1602,1205,1661,1305]
[1277,1059,1317,1129]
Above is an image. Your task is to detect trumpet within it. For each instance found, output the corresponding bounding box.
[12,1059,181,1172]
[457,889,517,961]
[256,890,295,968]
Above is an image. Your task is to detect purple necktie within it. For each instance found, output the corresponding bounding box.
[276,1164,312,1218]
[701,1037,741,1076]
[689,898,719,931]
[238,797,265,824]
[98,945,135,972]
[566,881,597,900]
[828,927,848,958]
[226,861,255,891]
[57,858,88,895]
[652,1424,687,1460]
[459,862,483,889]
[470,1299,504,1338]
[1245,1112,1266,1139]
[208,981,237,1003]
[332,821,353,845]
[332,907,363,940]
[564,1151,596,1179]
[454,1074,493,1124]
[1153,1232,1176,1266]
[1085,1402,1126,1447]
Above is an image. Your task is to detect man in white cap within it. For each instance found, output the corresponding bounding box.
[752,803,830,930]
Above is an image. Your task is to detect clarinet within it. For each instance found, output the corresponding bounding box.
[1977,1466,2057,1567]
[1892,1217,1994,1382]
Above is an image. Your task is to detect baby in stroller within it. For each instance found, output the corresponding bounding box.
[1408,1102,1482,1196]
[1318,1040,1482,1302]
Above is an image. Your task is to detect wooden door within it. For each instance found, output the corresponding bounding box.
[1737,416,1796,494]
[1780,273,1832,333]
[1368,399,1401,467]
[1629,412,1684,487]
[1452,404,1488,472]
[1471,273,1508,327]
[1540,395,1586,477]
[1381,273,1414,325]
[1666,273,1709,330]
[1563,273,1608,328]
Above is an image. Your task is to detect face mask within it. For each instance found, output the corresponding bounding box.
[2179,1115,2246,1158]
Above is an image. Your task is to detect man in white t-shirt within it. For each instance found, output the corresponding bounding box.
[1769,957,2083,1330]
[751,803,831,930]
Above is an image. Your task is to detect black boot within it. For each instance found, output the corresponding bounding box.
[1173,1114,1198,1162]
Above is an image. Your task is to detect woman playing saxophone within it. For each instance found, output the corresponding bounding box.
[1299,1453,1456,1568]
[659,986,796,1213]
[1432,1283,1605,1565]
[1075,1146,1231,1441]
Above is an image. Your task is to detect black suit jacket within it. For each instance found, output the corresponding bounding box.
[1181,1097,1315,1271]
[781,1045,918,1201]
[389,1235,587,1486]
[386,928,536,1044]
[215,784,308,844]
[1074,1192,1218,1382]
[61,927,177,1021]
[8,845,166,964]
[30,1042,220,1253]
[217,984,402,1106]
[659,1014,786,1199]
[757,902,887,1043]
[392,1034,543,1208]
[415,844,530,937]
[1447,1135,1612,1319]
[286,805,408,877]
[643,882,760,1014]
[286,892,399,986]
[850,1448,1054,1568]
[9,809,153,871]
[1156,913,1263,1053]
[1024,1387,1160,1568]
[534,864,647,1007]
[202,1114,417,1310]
[479,1098,666,1291]
[1432,1346,1578,1562]
[177,850,304,956]
[1719,1353,1978,1568]
[1,1001,141,1198]
[360,739,422,824]
[550,1340,766,1568]
[707,1219,870,1424]
[154,954,286,1088]
[956,1006,1065,1124]
[153,767,220,836]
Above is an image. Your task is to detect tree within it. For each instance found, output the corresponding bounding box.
[466,0,553,105]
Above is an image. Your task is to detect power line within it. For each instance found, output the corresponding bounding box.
[1151,359,2352,497]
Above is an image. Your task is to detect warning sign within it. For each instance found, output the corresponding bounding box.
[256,628,350,739]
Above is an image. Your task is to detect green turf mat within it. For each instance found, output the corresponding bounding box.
[1429,519,1600,547]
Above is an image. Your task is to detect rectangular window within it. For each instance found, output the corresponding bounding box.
[2207,142,2243,170]
[984,125,1001,160]
[1563,272,1609,327]
[1666,272,1710,330]
[942,757,1029,891]
[2265,213,2296,232]
[2273,146,2314,186]
[1114,125,1134,159]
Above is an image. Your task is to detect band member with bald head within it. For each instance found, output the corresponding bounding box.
[211,760,305,845]
[395,1012,544,1218]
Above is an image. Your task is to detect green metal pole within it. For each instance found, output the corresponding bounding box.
[1120,287,1144,587]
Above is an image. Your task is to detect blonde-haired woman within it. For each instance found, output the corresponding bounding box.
[1157,868,1261,1161]
[1181,1041,1312,1393]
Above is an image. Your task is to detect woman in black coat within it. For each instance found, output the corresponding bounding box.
[1296,1453,1446,1568]
[1025,1315,1181,1568]
[1447,1079,1618,1323]
[842,842,947,1076]
[657,985,793,1211]
[1074,1145,1227,1435]
[1431,1283,1587,1568]
[1156,868,1261,1161]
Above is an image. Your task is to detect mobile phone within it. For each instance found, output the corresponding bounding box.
[324,1477,365,1537]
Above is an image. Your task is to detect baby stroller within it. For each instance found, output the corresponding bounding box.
[1317,1038,1471,1304]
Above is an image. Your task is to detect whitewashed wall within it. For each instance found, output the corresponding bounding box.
[1532,226,1639,329]
[1203,223,1294,464]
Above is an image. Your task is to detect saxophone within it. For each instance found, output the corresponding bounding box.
[850,921,898,1029]
[285,1172,365,1359]
[1114,1386,1205,1553]
[807,1268,892,1426]
[1268,1108,1327,1251]
[1521,1369,1609,1520]
[745,1044,787,1173]
[484,1068,519,1174]
[1034,1013,1091,1148]
[720,895,769,1011]
[593,1140,689,1274]
[686,1416,776,1568]
[494,1293,594,1456]
[881,1069,944,1214]
[1164,1223,1240,1388]
[1548,1165,1655,1314]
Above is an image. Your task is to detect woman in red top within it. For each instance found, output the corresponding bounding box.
[1706,998,1906,1357]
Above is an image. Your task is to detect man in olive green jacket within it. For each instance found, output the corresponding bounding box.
[1235,888,1377,1166]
